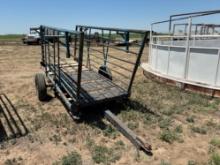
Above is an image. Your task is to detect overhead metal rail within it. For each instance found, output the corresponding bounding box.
[168,10,220,32]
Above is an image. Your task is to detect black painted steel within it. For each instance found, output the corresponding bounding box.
[36,25,147,114]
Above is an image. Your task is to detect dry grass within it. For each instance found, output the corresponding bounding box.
[0,45,220,165]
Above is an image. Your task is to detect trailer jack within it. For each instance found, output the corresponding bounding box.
[104,110,152,155]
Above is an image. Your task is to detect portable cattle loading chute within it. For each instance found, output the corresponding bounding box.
[142,10,220,97]
[34,25,152,154]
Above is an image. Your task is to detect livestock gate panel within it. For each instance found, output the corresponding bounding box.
[142,10,220,95]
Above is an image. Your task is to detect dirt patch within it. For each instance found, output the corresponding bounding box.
[0,45,220,165]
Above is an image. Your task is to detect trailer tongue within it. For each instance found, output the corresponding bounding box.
[104,110,152,155]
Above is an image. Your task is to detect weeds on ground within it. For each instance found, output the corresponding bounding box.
[159,117,172,129]
[160,160,172,165]
[210,138,220,148]
[188,160,197,165]
[53,151,82,165]
[160,125,183,144]
[49,134,62,145]
[186,116,195,123]
[175,125,183,133]
[191,126,207,135]
[103,125,119,139]
[206,119,220,132]
[4,157,23,165]
[160,129,178,144]
[127,121,139,130]
[208,152,220,165]
[86,137,124,165]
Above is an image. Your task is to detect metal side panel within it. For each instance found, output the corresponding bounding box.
[215,52,220,86]
[187,48,219,85]
[168,47,186,79]
[151,45,157,70]
[156,46,169,74]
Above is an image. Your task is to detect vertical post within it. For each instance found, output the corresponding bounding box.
[169,16,172,34]
[184,17,192,79]
[149,24,153,65]
[65,32,71,58]
[74,26,78,60]
[86,28,92,69]
[44,28,48,75]
[46,28,50,70]
[57,32,61,85]
[125,31,130,52]
[172,24,176,35]
[76,31,84,106]
[47,30,51,72]
[127,32,147,96]
[214,49,220,86]
[53,30,56,77]
[40,26,45,66]
[101,29,106,65]
[195,25,198,35]
[104,30,111,66]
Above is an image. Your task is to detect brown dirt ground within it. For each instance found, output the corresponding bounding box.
[0,45,220,165]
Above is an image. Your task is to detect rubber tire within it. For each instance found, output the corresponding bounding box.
[35,73,47,101]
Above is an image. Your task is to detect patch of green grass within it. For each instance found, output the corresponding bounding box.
[206,119,218,128]
[103,125,118,139]
[175,125,183,133]
[4,159,16,165]
[127,121,139,130]
[61,152,82,165]
[160,129,178,144]
[0,34,23,41]
[159,117,172,129]
[161,108,177,116]
[119,109,140,122]
[114,140,125,150]
[209,152,220,165]
[160,125,183,144]
[143,114,158,126]
[160,160,172,165]
[4,157,23,165]
[188,93,210,107]
[53,151,82,165]
[92,146,109,164]
[91,145,121,165]
[186,116,195,123]
[209,145,217,154]
[191,126,207,135]
[49,134,62,145]
[210,138,220,148]
[86,138,124,165]
[188,160,197,165]
[86,137,95,149]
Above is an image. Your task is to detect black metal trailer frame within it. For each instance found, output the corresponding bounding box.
[36,25,147,114]
[34,25,152,154]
